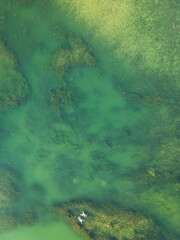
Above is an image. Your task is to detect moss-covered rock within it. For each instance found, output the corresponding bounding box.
[53,200,162,240]
[0,40,29,111]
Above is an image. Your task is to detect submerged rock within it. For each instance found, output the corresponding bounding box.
[53,200,162,240]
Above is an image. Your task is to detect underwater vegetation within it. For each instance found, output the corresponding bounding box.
[0,165,19,232]
[0,0,179,239]
[53,200,162,240]
[52,36,95,76]
[0,166,20,206]
[0,39,29,111]
[0,165,42,233]
[48,35,95,121]
[53,0,180,105]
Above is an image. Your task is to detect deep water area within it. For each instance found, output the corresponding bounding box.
[0,0,179,239]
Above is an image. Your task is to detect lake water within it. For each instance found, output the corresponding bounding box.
[0,0,179,239]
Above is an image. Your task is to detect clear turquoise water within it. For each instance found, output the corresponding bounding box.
[0,0,179,239]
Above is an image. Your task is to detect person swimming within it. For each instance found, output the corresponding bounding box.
[80,211,87,218]
[77,216,84,224]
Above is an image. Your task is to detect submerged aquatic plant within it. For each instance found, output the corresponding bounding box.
[52,36,95,76]
[53,200,162,240]
[0,40,29,111]
[0,0,179,239]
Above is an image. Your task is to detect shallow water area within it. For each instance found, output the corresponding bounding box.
[0,0,179,239]
[0,219,85,240]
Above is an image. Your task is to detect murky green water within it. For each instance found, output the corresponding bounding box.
[0,218,85,240]
[0,0,179,239]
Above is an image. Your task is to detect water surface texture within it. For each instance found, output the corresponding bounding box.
[0,0,179,239]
